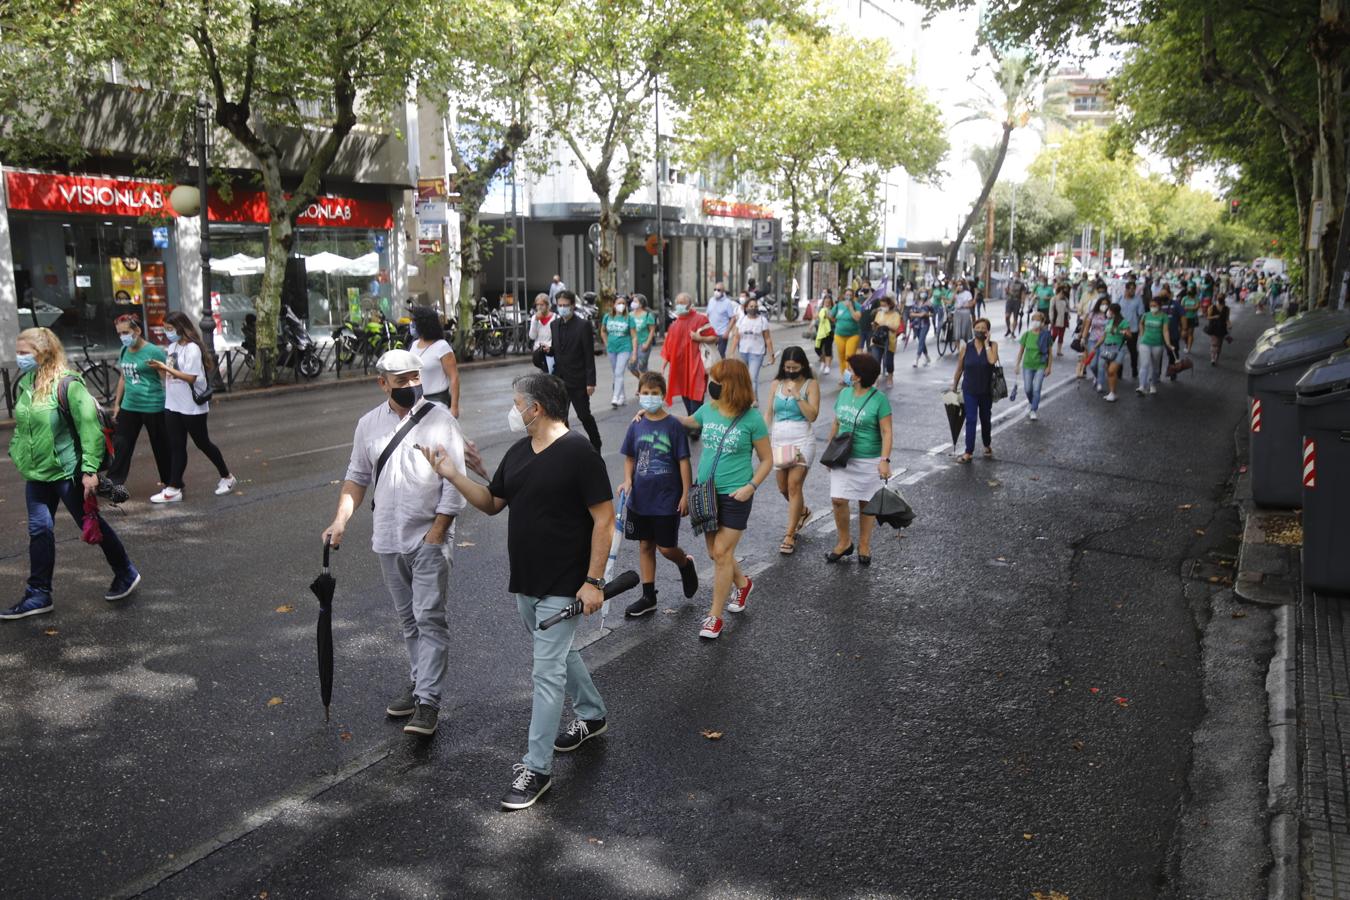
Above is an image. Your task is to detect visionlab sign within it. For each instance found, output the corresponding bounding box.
[5,171,393,229]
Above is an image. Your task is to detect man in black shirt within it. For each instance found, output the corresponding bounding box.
[547,290,602,451]
[422,372,614,811]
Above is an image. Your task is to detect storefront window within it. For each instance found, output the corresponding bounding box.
[207,225,389,346]
[10,213,180,354]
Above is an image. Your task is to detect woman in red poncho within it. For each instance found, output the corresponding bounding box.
[662,291,718,415]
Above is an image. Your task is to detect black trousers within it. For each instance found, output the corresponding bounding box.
[107,409,171,485]
[565,383,603,451]
[1125,333,1140,378]
[165,411,231,489]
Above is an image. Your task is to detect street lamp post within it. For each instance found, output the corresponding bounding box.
[653,77,666,331]
[194,100,214,351]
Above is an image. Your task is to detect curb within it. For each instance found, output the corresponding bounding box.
[1267,602,1299,900]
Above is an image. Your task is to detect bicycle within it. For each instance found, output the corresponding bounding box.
[935,313,957,358]
[76,338,117,404]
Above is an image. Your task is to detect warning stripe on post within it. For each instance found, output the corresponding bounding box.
[1251,398,1263,433]
[1304,438,1316,489]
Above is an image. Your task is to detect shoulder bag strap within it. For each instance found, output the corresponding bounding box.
[843,388,878,433]
[370,403,434,510]
[56,374,85,479]
[704,412,747,482]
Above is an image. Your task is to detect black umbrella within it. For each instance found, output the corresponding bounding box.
[942,390,965,449]
[309,538,337,721]
[862,484,916,530]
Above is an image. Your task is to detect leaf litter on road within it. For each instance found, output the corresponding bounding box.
[700,729,724,740]
[274,604,294,614]
[267,696,284,707]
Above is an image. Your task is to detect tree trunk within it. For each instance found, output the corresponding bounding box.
[786,187,803,322]
[253,155,294,387]
[947,124,1012,278]
[456,193,484,357]
[1312,0,1348,306]
[597,196,620,306]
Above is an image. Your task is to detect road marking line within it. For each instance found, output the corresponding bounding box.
[268,442,353,461]
[926,375,1078,455]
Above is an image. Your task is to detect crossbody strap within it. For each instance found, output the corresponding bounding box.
[842,388,878,434]
[704,411,747,482]
[370,403,433,510]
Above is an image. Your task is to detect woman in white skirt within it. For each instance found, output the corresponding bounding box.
[764,346,821,555]
[825,353,893,566]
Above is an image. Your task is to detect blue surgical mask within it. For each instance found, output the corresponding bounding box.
[843,369,854,386]
[638,395,664,413]
[558,305,574,319]
[164,329,179,343]
[119,333,136,348]
[16,353,37,373]
[408,322,419,339]
[675,304,689,316]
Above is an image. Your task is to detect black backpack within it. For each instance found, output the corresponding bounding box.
[56,374,115,473]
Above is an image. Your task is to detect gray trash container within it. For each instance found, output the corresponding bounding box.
[1297,348,1350,593]
[1245,312,1350,508]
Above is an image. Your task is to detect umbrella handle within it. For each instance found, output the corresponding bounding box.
[323,536,336,570]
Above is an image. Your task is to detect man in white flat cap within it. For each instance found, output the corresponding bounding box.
[322,348,466,738]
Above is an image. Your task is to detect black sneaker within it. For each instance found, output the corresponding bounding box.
[554,717,607,752]
[679,560,699,599]
[501,764,552,811]
[386,684,416,718]
[402,702,438,736]
[97,478,130,505]
[625,594,657,618]
[104,567,141,602]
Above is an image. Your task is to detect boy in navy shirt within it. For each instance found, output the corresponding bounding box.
[618,372,699,616]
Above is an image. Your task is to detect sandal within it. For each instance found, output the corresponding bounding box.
[957,453,973,464]
[779,536,796,556]
[983,447,994,458]
[797,507,812,532]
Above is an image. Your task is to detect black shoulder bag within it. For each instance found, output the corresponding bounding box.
[821,388,878,469]
[370,403,433,510]
[688,412,746,536]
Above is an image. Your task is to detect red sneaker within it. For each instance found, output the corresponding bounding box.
[727,576,753,614]
[698,615,723,639]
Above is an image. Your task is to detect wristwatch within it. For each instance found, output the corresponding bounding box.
[584,576,605,589]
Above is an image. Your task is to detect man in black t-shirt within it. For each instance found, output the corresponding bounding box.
[422,372,615,811]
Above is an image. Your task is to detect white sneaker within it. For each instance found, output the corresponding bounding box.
[1104,392,1117,402]
[1136,387,1145,396]
[1149,385,1158,395]
[1029,411,1038,421]
[1095,383,1104,393]
[150,487,182,504]
[215,476,237,496]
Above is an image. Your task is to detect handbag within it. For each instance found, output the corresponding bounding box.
[821,388,878,469]
[689,412,746,536]
[772,444,803,469]
[1070,336,1085,353]
[990,364,1009,402]
[870,324,891,349]
[191,378,214,405]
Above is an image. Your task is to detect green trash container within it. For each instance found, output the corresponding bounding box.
[1245,312,1350,508]
[1297,348,1350,593]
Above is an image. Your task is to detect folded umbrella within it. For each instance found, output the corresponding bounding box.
[81,494,103,544]
[942,390,965,449]
[862,483,916,530]
[309,538,337,722]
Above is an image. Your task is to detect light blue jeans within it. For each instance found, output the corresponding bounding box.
[742,351,765,401]
[516,594,608,775]
[1022,367,1045,411]
[608,350,631,404]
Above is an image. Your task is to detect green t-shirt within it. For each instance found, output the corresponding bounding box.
[602,314,635,353]
[1034,284,1054,309]
[118,341,168,413]
[833,387,892,459]
[831,302,860,337]
[1139,310,1168,346]
[1103,319,1128,346]
[630,310,654,347]
[1018,330,1046,370]
[1181,296,1200,317]
[693,404,769,493]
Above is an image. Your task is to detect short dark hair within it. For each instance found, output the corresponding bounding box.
[637,371,666,394]
[775,345,814,381]
[846,352,881,387]
[512,372,570,422]
[410,306,445,341]
[556,289,577,306]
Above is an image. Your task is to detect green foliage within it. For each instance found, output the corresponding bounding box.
[990,178,1076,260]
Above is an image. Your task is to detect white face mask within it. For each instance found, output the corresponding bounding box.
[507,402,531,433]
[1030,320,1043,331]
[614,304,626,314]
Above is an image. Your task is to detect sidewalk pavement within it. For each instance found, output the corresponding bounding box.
[1234,427,1350,900]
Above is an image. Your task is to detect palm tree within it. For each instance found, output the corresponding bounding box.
[945,52,1068,279]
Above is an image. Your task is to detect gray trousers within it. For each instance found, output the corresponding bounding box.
[378,544,451,709]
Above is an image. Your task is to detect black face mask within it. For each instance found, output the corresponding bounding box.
[784,370,803,379]
[707,381,723,401]
[390,383,423,409]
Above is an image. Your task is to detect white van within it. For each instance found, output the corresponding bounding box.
[1252,257,1286,276]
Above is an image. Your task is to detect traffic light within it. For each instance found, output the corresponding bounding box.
[1230,198,1241,216]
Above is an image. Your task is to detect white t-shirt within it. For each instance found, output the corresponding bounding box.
[954,290,975,311]
[735,312,770,355]
[411,339,453,395]
[164,341,208,415]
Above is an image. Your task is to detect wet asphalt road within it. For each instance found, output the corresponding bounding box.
[0,311,1261,898]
